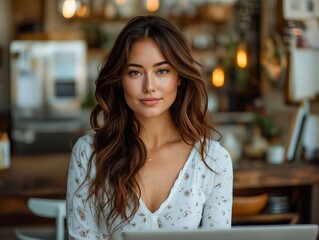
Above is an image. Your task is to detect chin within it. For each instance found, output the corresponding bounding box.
[134,109,170,119]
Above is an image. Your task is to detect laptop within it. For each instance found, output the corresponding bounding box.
[122,224,318,240]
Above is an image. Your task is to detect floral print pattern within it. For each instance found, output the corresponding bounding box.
[67,133,233,239]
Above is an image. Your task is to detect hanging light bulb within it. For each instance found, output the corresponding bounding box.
[77,4,88,17]
[212,66,225,88]
[62,0,77,18]
[146,0,160,12]
[236,41,248,69]
[115,0,127,6]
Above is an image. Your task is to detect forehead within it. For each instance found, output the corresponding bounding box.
[127,38,166,63]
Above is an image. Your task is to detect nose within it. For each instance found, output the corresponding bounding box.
[143,73,156,93]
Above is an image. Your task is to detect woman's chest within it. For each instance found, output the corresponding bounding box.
[128,181,206,231]
[137,144,194,213]
[137,160,210,214]
[137,160,187,213]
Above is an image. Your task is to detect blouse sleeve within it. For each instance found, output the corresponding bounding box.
[67,137,103,239]
[201,144,233,228]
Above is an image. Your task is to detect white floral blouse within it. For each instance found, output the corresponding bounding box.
[67,133,233,239]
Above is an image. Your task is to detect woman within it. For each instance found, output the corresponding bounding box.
[67,15,233,240]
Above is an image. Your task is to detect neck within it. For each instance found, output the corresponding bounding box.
[138,116,181,149]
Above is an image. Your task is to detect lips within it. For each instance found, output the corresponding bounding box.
[139,97,162,106]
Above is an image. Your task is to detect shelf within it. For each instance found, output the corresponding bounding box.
[233,213,299,225]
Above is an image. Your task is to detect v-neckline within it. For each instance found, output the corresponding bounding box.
[138,145,196,215]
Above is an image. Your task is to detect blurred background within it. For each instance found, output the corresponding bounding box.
[1,0,319,238]
[0,0,318,157]
[1,0,262,156]
[0,0,318,156]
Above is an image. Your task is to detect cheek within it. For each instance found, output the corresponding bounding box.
[164,72,180,93]
[122,90,136,112]
[122,87,134,105]
[164,80,180,94]
[121,80,135,106]
[122,79,136,96]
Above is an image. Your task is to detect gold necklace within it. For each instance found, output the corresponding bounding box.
[147,146,153,162]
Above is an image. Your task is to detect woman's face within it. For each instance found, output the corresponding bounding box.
[121,38,180,120]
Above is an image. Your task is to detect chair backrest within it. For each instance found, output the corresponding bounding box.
[27,198,66,240]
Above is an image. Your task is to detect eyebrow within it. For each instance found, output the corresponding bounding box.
[127,61,169,68]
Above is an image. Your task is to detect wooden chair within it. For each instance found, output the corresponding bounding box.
[15,198,66,240]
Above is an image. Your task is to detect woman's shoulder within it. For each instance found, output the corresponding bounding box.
[73,132,94,149]
[207,139,230,158]
[71,132,95,163]
[199,138,232,173]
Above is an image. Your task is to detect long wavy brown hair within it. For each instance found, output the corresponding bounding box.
[85,15,218,237]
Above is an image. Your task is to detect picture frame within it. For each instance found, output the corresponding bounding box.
[278,0,319,104]
[283,0,319,20]
[285,104,307,162]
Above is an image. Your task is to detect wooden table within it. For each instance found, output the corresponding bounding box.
[0,154,70,197]
[1,155,319,225]
[234,160,319,189]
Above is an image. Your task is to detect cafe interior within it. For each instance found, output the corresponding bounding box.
[0,0,319,239]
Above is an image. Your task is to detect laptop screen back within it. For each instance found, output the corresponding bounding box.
[122,224,318,240]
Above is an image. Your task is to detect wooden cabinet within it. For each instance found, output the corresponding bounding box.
[233,159,319,225]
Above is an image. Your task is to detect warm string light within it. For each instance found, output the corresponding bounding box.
[62,0,77,18]
[115,0,127,5]
[61,0,160,18]
[212,67,225,88]
[146,0,160,12]
[236,42,248,69]
[76,5,88,17]
[61,0,89,19]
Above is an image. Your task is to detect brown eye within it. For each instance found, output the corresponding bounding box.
[157,69,169,75]
[128,70,141,76]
